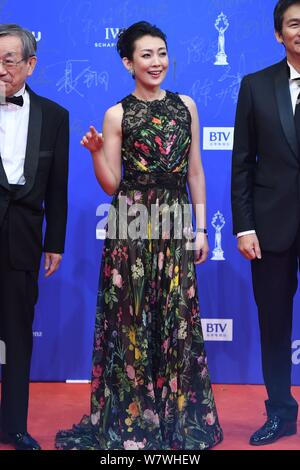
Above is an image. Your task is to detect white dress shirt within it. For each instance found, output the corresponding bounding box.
[237,62,298,238]
[0,84,29,185]
[288,61,300,112]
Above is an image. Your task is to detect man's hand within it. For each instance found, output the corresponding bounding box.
[237,234,262,260]
[44,253,62,278]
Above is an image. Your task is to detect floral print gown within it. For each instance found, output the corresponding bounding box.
[55,91,223,450]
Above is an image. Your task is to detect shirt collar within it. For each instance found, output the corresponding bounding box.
[288,62,300,80]
[12,84,26,98]
[0,84,27,109]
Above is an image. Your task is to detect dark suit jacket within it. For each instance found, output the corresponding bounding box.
[0,85,69,270]
[231,59,300,252]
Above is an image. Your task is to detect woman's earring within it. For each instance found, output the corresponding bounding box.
[129,68,135,78]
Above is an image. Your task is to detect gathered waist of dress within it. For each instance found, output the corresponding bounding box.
[119,170,187,191]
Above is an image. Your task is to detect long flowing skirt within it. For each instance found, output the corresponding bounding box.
[55,188,223,450]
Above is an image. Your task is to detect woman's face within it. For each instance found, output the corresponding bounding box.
[126,34,169,87]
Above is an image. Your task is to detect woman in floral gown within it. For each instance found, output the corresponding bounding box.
[56,21,223,450]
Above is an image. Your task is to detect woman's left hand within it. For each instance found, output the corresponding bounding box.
[194,232,209,265]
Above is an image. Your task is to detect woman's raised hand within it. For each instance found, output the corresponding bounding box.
[81,126,104,153]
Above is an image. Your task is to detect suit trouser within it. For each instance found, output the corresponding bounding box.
[0,214,38,433]
[251,233,300,422]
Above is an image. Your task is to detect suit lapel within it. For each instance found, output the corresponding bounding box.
[14,86,42,200]
[0,157,10,190]
[0,102,13,190]
[275,59,299,160]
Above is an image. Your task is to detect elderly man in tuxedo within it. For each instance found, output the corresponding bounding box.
[231,0,300,446]
[0,24,69,450]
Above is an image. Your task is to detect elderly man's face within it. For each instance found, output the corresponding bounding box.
[0,34,36,97]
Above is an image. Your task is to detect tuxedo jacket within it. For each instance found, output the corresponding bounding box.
[231,59,300,252]
[0,85,69,271]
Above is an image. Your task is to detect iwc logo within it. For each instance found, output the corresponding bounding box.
[95,27,122,49]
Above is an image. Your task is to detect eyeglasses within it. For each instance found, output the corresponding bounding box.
[0,58,26,69]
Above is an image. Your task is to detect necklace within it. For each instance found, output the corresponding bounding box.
[131,90,166,103]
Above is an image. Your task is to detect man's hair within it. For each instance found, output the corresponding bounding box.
[274,0,300,33]
[0,24,37,59]
[116,21,167,60]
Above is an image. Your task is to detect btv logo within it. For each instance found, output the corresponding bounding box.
[203,127,234,150]
[201,319,233,341]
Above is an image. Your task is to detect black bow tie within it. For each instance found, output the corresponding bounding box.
[5,95,24,106]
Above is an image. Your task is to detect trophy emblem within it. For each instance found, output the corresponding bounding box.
[211,211,225,261]
[214,12,229,66]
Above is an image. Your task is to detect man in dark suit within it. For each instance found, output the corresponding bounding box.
[0,24,69,450]
[231,0,300,446]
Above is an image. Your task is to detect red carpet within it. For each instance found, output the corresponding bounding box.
[0,384,299,450]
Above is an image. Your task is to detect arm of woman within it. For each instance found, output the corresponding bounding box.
[81,103,123,195]
[180,95,209,264]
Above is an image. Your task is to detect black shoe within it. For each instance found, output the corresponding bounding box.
[250,416,297,446]
[0,431,41,450]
